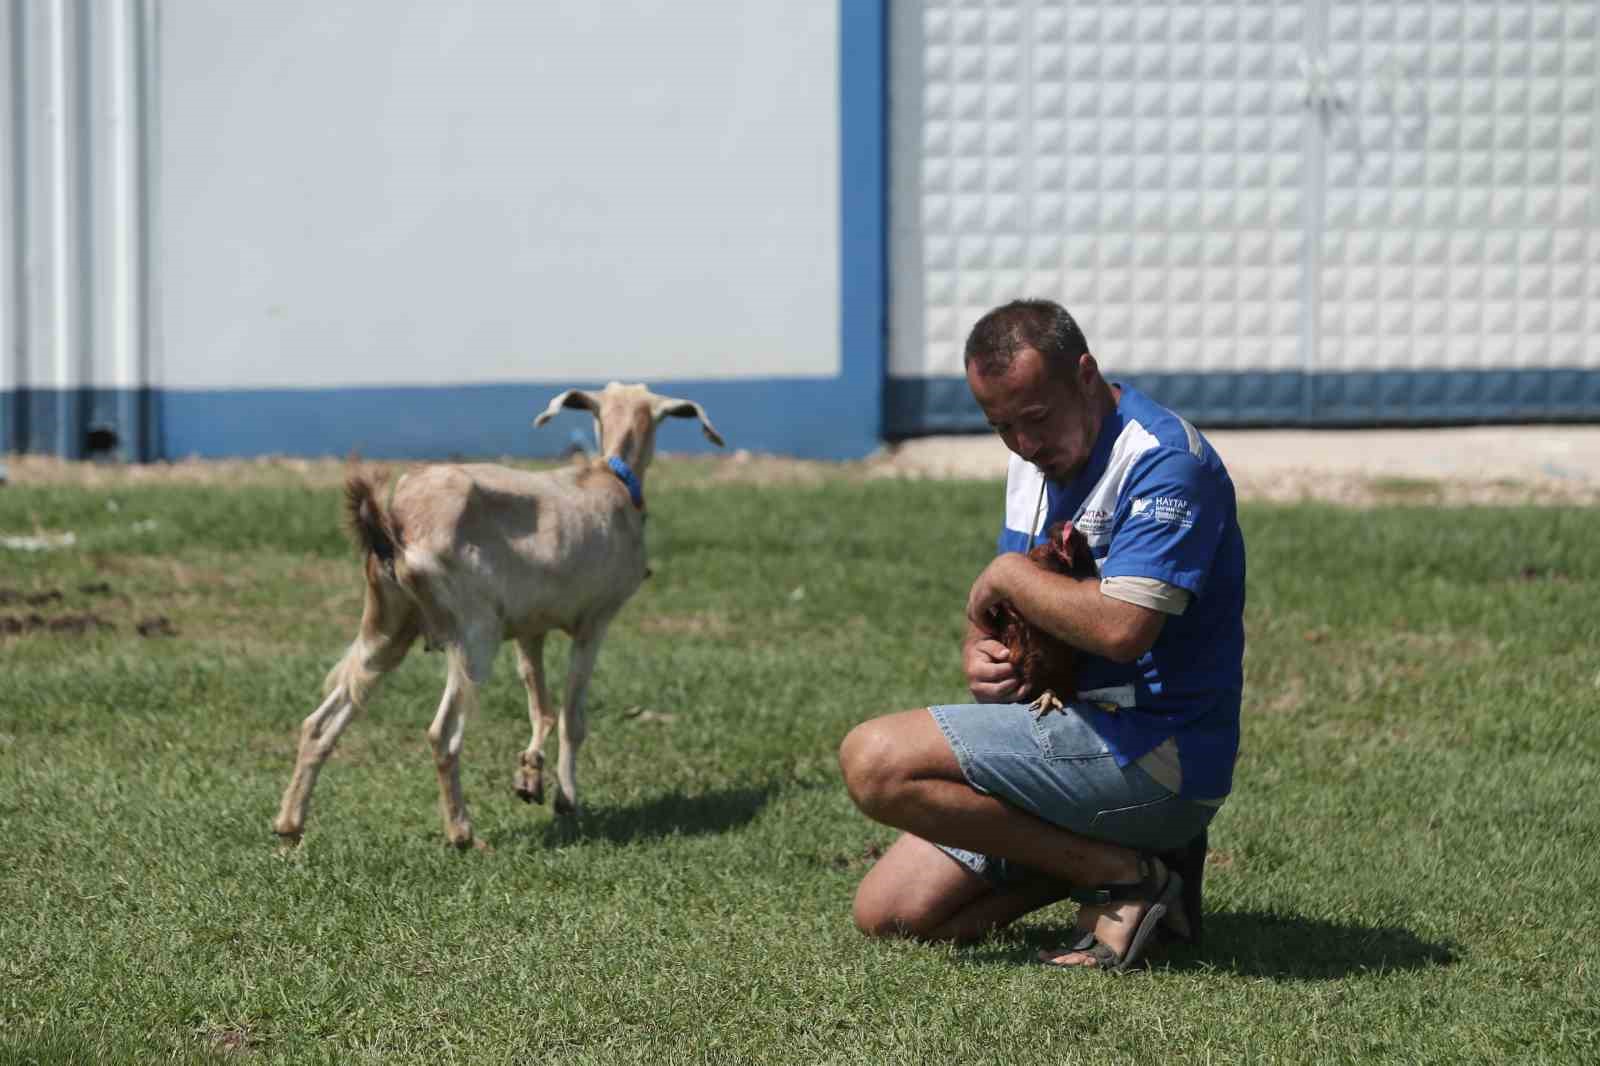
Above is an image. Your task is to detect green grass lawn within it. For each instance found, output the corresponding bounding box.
[2,466,1597,1064]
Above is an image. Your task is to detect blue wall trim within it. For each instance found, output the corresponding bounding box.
[7,369,1597,463]
[139,379,883,461]
[839,0,888,450]
[0,382,887,459]
[1,380,881,462]
[886,370,1600,435]
[1,388,160,461]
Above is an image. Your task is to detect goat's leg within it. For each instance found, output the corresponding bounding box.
[512,634,556,804]
[272,685,359,842]
[553,623,610,816]
[273,620,415,841]
[427,646,485,847]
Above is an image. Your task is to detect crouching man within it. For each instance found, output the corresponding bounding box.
[839,299,1246,970]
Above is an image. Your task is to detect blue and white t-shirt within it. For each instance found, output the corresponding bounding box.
[997,384,1246,801]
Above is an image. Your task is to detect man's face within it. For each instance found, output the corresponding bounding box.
[967,346,1100,482]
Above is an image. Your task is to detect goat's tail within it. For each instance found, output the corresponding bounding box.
[328,474,419,704]
[344,474,402,577]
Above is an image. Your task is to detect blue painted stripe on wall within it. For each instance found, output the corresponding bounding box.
[4,382,872,462]
[838,0,887,444]
[8,369,1598,463]
[148,378,879,461]
[885,370,1600,435]
[1,388,159,461]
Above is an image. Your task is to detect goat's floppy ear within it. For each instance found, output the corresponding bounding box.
[533,389,600,428]
[651,396,726,447]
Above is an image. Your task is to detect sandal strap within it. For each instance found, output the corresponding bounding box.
[1067,856,1165,906]
[1042,935,1118,968]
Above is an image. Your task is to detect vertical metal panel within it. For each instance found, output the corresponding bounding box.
[1,0,153,458]
[1299,0,1331,424]
[1,0,23,453]
[44,0,84,456]
[840,0,887,442]
[103,0,153,459]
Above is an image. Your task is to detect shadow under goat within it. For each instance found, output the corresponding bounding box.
[271,383,724,848]
[983,520,1099,717]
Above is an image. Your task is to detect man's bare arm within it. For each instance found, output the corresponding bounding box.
[967,554,1166,664]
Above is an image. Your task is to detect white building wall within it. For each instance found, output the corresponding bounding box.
[157,0,840,390]
[4,0,869,460]
[1317,2,1598,373]
[888,0,1600,430]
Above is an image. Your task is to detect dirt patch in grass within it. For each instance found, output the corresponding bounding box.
[0,611,117,636]
[0,583,182,640]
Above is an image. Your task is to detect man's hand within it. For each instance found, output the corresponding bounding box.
[964,633,1028,703]
[966,553,1024,630]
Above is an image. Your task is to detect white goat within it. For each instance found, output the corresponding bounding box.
[272,383,724,846]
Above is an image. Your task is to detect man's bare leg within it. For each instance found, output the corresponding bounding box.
[852,833,1074,943]
[840,708,1158,964]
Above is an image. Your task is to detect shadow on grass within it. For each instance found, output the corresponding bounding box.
[968,910,1458,980]
[498,784,778,848]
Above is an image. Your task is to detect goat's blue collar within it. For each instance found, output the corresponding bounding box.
[606,455,644,508]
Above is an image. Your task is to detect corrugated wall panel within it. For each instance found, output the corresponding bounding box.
[887,0,1600,433]
[0,0,154,459]
[1,0,19,453]
[1315,0,1600,421]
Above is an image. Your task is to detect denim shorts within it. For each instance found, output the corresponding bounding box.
[928,701,1217,883]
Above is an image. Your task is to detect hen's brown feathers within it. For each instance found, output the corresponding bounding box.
[984,521,1097,700]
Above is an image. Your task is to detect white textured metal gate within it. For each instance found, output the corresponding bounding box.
[887,0,1600,433]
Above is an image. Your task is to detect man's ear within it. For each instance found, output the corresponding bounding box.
[1076,352,1098,389]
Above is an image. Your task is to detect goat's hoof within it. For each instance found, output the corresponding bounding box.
[445,825,475,849]
[272,822,304,846]
[513,771,545,805]
[552,793,577,817]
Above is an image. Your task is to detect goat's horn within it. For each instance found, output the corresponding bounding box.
[533,388,599,428]
[651,397,725,447]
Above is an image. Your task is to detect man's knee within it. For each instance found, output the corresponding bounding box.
[838,719,905,818]
[852,881,938,940]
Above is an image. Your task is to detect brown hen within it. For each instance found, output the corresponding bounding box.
[983,520,1099,717]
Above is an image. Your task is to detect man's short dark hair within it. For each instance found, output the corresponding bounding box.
[964,299,1090,380]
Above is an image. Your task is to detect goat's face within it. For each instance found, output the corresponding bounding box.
[534,382,725,474]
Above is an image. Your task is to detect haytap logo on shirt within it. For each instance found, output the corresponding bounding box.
[1131,496,1194,529]
[1074,508,1113,537]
